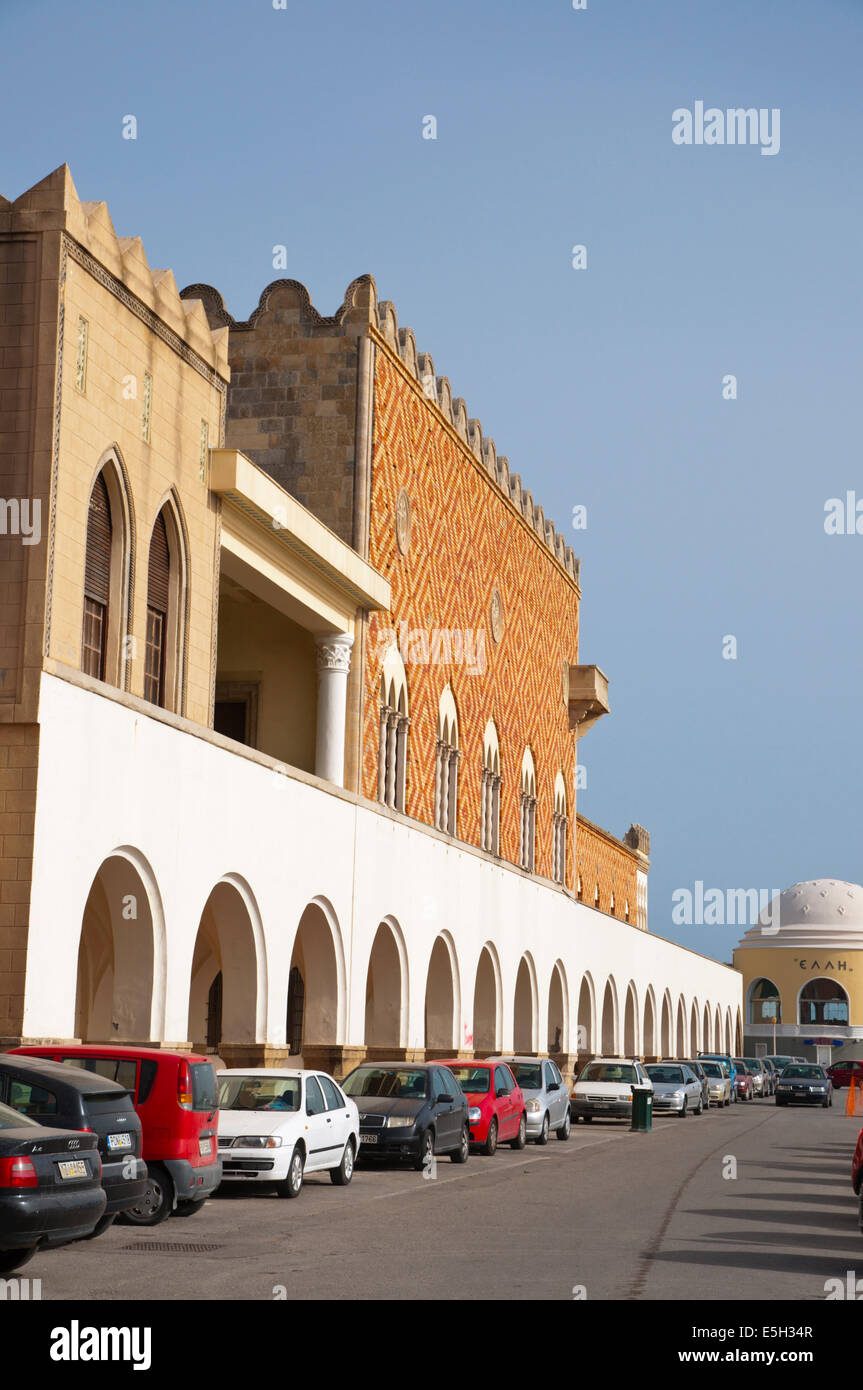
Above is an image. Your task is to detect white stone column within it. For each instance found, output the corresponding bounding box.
[314,632,354,787]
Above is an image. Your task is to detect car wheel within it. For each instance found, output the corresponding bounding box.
[119,1165,173,1226]
[510,1113,527,1150]
[450,1124,469,1164]
[330,1139,355,1185]
[278,1144,304,1198]
[694,1096,703,1116]
[413,1129,435,1172]
[822,1096,830,1108]
[172,1199,206,1218]
[557,1110,572,1141]
[0,1247,35,1274]
[482,1118,498,1156]
[678,1099,687,1118]
[535,1113,550,1146]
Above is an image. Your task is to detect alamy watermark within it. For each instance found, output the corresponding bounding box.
[671,881,780,931]
[375,622,486,676]
[0,498,40,545]
[672,102,780,157]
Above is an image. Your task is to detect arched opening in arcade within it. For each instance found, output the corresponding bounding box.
[643,990,657,1060]
[660,994,673,1057]
[690,1001,699,1055]
[75,853,160,1043]
[285,900,343,1070]
[425,935,459,1055]
[364,920,406,1055]
[188,879,261,1062]
[473,944,501,1056]
[577,975,594,1060]
[600,979,617,1055]
[514,955,537,1053]
[623,983,638,1056]
[749,977,781,1024]
[675,998,686,1057]
[547,961,568,1058]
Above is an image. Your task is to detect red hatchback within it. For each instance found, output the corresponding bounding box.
[11,1046,221,1225]
[828,1059,863,1091]
[440,1060,526,1155]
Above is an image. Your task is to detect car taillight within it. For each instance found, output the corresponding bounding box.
[0,1156,38,1188]
[178,1060,193,1109]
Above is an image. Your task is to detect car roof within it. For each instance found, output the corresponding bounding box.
[346,1060,436,1070]
[485,1055,547,1064]
[0,1054,129,1093]
[585,1057,640,1064]
[15,1044,212,1064]
[217,1069,311,1078]
[438,1058,493,1067]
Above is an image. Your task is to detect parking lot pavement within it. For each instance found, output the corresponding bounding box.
[32,1098,863,1301]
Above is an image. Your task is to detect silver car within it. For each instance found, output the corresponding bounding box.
[698,1058,732,1106]
[645,1063,704,1117]
[486,1056,571,1143]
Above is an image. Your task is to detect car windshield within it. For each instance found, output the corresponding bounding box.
[219,1076,301,1111]
[579,1063,636,1084]
[781,1066,825,1079]
[509,1063,543,1090]
[0,1100,38,1130]
[700,1063,723,1077]
[733,1060,750,1072]
[447,1067,490,1094]
[744,1059,763,1071]
[646,1066,684,1084]
[342,1068,429,1099]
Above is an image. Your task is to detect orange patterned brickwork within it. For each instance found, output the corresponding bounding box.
[363,340,580,883]
[575,816,639,927]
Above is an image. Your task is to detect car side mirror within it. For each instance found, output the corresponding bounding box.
[496,1087,507,1098]
[436,1092,450,1104]
[547,1081,559,1092]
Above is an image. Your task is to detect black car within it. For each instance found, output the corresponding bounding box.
[0,1055,148,1232]
[0,1099,105,1273]
[775,1064,834,1107]
[341,1062,469,1169]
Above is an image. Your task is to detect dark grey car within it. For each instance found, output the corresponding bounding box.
[775,1064,833,1108]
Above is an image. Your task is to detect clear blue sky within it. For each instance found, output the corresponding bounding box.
[2,0,861,963]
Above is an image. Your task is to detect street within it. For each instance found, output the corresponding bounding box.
[33,1098,862,1302]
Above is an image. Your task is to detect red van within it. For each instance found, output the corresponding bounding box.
[10,1046,221,1225]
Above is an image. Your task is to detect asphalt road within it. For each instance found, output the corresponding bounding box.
[31,1095,862,1301]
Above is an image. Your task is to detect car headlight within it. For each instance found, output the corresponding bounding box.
[386,1116,415,1129]
[526,1099,540,1113]
[467,1107,481,1123]
[234,1136,282,1148]
[673,1090,685,1099]
[812,1085,828,1092]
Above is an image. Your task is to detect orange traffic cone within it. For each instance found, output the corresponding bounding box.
[846,1078,857,1117]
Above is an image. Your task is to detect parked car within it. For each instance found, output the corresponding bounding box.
[217,1069,359,1198]
[732,1060,755,1100]
[11,1045,221,1225]
[761,1059,778,1096]
[775,1064,833,1107]
[851,1125,863,1230]
[0,1099,105,1273]
[678,1059,711,1110]
[485,1055,570,1143]
[699,1052,740,1100]
[743,1057,768,1097]
[698,1059,732,1107]
[0,1054,146,1235]
[570,1058,652,1123]
[341,1062,470,1169]
[645,1063,704,1117]
[763,1055,807,1073]
[827,1059,863,1091]
[441,1060,526,1153]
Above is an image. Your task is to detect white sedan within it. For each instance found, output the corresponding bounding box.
[217,1069,360,1198]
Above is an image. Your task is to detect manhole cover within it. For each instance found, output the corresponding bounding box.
[121,1243,224,1254]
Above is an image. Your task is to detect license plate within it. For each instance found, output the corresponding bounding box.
[107,1133,131,1150]
[360,1133,378,1144]
[58,1159,88,1180]
[199,1137,212,1156]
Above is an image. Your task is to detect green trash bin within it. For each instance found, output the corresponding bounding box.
[631,1082,653,1133]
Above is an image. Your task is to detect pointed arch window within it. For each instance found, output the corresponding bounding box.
[144,500,186,713]
[434,687,460,835]
[82,473,112,680]
[81,458,131,688]
[552,772,568,884]
[519,748,537,872]
[378,644,409,812]
[481,721,501,854]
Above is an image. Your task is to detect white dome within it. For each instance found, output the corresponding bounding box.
[736,879,863,950]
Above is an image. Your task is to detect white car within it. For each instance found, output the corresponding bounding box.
[217,1069,360,1198]
[570,1057,653,1122]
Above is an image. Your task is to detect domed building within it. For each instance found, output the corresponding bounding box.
[734,879,863,1065]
